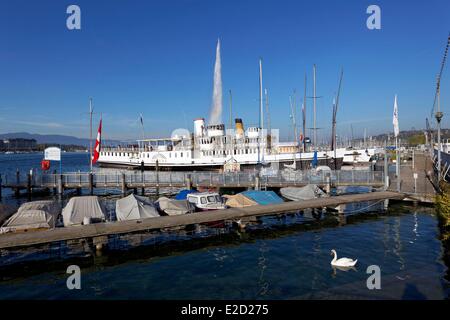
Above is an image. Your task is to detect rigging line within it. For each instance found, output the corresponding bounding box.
[430,33,450,118]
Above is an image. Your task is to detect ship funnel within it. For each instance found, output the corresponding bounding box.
[235,118,244,139]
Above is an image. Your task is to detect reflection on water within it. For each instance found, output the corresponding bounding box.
[0,154,448,299]
[332,266,357,278]
[0,208,447,299]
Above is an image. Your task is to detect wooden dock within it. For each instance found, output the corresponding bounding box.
[387,151,437,203]
[0,191,404,250]
[0,169,385,198]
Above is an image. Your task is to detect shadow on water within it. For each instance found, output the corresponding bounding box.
[0,203,418,281]
[402,283,427,300]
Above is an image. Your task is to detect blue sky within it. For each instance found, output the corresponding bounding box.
[0,0,449,141]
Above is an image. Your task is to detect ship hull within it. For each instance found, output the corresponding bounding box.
[98,157,344,171]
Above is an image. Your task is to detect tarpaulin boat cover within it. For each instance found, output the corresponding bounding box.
[223,193,258,208]
[156,197,194,216]
[0,203,16,226]
[175,189,198,200]
[240,191,284,205]
[0,200,61,233]
[62,196,105,226]
[280,184,326,201]
[116,194,160,221]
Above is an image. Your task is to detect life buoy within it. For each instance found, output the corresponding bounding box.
[41,160,50,171]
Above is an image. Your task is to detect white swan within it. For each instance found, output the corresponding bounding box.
[330,249,357,267]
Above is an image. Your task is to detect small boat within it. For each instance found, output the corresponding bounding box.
[187,192,226,211]
[1,200,61,233]
[156,197,194,216]
[62,196,106,226]
[175,189,198,200]
[116,194,160,221]
[224,190,283,208]
[280,184,327,201]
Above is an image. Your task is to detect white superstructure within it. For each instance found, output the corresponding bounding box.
[98,118,345,171]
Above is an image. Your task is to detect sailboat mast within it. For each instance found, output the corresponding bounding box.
[259,59,264,132]
[332,69,344,152]
[303,74,307,152]
[265,88,270,132]
[229,89,232,130]
[313,64,317,149]
[258,58,263,164]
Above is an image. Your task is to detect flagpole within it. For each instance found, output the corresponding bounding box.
[89,98,93,173]
[396,135,400,191]
[393,94,400,192]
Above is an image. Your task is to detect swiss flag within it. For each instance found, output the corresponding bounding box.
[92,118,102,164]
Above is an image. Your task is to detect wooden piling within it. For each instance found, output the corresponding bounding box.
[27,172,32,200]
[255,176,260,191]
[89,172,94,195]
[325,175,331,194]
[121,172,126,196]
[53,170,57,195]
[155,160,160,196]
[57,174,64,195]
[185,174,192,190]
[0,174,2,201]
[93,236,108,251]
[140,161,145,195]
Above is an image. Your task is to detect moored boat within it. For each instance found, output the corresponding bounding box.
[187,192,226,211]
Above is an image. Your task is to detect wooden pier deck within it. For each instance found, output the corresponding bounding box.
[0,191,404,250]
[387,151,437,203]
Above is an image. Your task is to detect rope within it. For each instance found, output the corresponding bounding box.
[339,199,386,215]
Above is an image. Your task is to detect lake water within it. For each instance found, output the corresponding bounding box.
[0,153,449,299]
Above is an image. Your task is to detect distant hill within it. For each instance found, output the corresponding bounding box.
[0,132,122,147]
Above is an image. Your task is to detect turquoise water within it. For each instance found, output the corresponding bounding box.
[0,153,449,299]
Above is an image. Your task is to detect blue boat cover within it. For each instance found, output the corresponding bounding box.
[241,191,283,205]
[175,189,198,200]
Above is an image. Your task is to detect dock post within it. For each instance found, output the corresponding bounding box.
[185,174,192,190]
[121,172,126,196]
[0,174,2,201]
[93,236,108,252]
[140,161,145,195]
[155,160,159,197]
[255,175,260,191]
[325,173,331,194]
[53,170,57,195]
[27,172,32,200]
[384,199,389,211]
[384,146,389,190]
[89,172,94,195]
[57,174,64,196]
[15,168,21,197]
